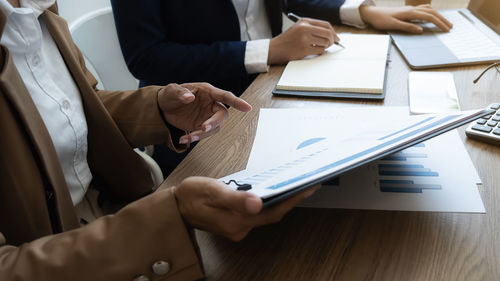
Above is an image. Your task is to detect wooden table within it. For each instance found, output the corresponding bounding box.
[164,1,500,280]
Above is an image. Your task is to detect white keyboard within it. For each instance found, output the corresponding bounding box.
[436,11,500,61]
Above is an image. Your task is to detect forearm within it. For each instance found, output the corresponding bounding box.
[96,86,187,152]
[0,188,203,281]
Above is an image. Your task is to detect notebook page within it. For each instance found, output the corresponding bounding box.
[276,34,390,94]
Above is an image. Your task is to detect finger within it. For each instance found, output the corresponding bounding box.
[390,18,424,33]
[310,35,332,48]
[417,7,453,29]
[159,83,195,110]
[302,18,339,42]
[184,83,252,113]
[304,25,335,47]
[409,10,451,32]
[202,103,229,132]
[256,185,321,226]
[307,45,327,56]
[205,179,263,214]
[179,126,221,144]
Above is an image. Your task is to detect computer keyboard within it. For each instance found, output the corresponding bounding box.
[466,103,500,145]
[437,11,500,61]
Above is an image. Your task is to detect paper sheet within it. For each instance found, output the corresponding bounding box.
[243,107,484,213]
[409,72,460,114]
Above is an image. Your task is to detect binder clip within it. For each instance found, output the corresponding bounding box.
[224,180,252,191]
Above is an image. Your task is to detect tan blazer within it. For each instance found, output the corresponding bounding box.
[0,3,203,281]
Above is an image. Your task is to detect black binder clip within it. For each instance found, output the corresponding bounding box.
[224,180,252,191]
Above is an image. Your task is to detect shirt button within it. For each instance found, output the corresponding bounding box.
[133,275,149,281]
[62,100,71,110]
[152,260,170,276]
[31,55,40,67]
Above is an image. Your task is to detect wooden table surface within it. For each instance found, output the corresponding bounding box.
[164,0,500,280]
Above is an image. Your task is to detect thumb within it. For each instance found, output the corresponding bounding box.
[206,180,263,214]
[158,83,195,111]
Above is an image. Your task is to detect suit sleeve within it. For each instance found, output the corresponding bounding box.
[0,188,204,281]
[284,0,346,24]
[110,0,247,86]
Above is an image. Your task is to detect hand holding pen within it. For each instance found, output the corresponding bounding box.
[287,13,345,48]
[267,12,341,65]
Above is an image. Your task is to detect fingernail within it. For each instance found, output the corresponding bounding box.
[182,92,194,101]
[204,125,212,132]
[191,136,200,142]
[245,197,262,214]
[179,138,188,144]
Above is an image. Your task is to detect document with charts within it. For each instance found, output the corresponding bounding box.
[220,107,489,210]
[273,34,390,99]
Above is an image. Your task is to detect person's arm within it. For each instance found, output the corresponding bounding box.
[110,0,247,86]
[285,0,452,33]
[0,188,204,281]
[284,0,346,24]
[359,4,452,34]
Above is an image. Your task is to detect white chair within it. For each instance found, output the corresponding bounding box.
[70,7,164,188]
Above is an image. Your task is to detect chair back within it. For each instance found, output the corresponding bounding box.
[69,7,138,91]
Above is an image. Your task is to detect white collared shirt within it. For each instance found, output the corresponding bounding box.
[232,0,373,74]
[0,0,91,205]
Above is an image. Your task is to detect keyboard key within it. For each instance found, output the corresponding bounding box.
[494,129,500,136]
[493,116,500,122]
[484,115,493,119]
[487,121,498,127]
[490,104,500,110]
[472,124,493,133]
[477,118,488,125]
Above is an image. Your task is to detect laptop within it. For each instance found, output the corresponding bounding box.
[390,0,500,69]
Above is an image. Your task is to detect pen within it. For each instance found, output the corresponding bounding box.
[286,12,345,49]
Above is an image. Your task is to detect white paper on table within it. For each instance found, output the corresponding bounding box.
[241,107,484,213]
[408,72,460,115]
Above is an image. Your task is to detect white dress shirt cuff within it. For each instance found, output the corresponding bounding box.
[244,39,270,74]
[339,0,375,29]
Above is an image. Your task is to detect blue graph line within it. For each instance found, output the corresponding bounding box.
[381,156,407,161]
[380,187,422,193]
[380,179,414,184]
[379,171,439,177]
[297,137,327,150]
[267,115,459,190]
[378,164,425,169]
[378,117,435,140]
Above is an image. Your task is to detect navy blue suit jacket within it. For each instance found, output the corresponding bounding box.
[112,0,345,95]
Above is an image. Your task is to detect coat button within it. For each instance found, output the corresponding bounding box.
[152,260,171,276]
[133,275,149,281]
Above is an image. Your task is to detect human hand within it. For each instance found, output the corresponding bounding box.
[359,4,453,34]
[268,18,339,65]
[158,83,252,144]
[174,177,321,241]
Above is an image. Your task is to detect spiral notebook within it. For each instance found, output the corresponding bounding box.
[273,34,391,100]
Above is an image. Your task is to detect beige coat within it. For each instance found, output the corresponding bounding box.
[0,3,204,281]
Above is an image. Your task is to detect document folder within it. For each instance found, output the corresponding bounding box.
[220,109,493,207]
